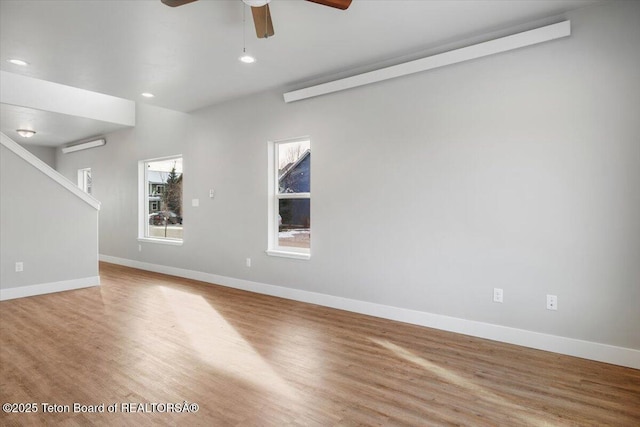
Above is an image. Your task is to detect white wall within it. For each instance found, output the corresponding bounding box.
[56,1,640,353]
[20,144,56,169]
[0,143,99,295]
[55,103,190,259]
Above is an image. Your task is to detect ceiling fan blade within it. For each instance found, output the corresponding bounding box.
[251,4,275,39]
[306,0,352,10]
[161,0,198,7]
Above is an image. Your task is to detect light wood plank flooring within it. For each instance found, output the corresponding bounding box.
[1,262,639,426]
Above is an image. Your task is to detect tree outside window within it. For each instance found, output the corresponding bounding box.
[141,156,183,241]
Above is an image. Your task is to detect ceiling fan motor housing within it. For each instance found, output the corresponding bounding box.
[242,0,270,7]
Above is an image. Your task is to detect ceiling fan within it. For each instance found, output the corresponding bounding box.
[161,0,352,39]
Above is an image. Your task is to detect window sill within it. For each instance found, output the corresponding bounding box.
[266,249,310,260]
[138,237,183,246]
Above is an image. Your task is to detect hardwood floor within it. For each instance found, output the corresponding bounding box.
[1,262,638,426]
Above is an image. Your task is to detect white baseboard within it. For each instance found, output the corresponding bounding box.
[0,276,100,301]
[99,254,639,370]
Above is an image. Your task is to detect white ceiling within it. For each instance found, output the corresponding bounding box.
[0,0,600,147]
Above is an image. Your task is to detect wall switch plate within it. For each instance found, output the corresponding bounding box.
[493,288,503,303]
[246,258,251,267]
[138,244,142,252]
[546,294,558,310]
[192,198,200,207]
[15,262,24,272]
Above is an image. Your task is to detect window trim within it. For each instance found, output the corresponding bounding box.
[138,155,184,245]
[266,137,311,260]
[77,167,91,194]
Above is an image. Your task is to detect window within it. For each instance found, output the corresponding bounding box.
[138,156,183,244]
[77,168,92,194]
[267,138,310,259]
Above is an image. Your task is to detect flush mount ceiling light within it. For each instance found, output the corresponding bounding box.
[8,59,28,66]
[62,138,106,154]
[141,92,155,98]
[16,129,36,138]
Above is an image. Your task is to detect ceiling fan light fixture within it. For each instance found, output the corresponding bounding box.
[16,129,36,138]
[239,5,257,63]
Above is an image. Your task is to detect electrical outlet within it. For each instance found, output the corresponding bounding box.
[546,294,558,310]
[15,262,24,272]
[246,258,251,268]
[493,288,503,303]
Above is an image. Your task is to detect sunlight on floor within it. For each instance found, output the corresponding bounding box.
[370,338,552,426]
[160,286,297,400]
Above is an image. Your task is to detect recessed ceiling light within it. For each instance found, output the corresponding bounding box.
[239,55,256,64]
[16,129,36,138]
[8,59,28,66]
[141,92,155,98]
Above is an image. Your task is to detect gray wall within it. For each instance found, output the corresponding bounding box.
[56,1,640,350]
[20,143,56,169]
[55,103,190,262]
[0,144,98,288]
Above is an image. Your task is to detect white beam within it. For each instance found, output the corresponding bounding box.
[284,21,571,103]
[0,71,135,126]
